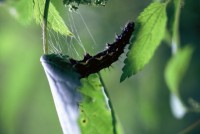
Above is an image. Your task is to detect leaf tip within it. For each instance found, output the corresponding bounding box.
[68,31,74,37]
[120,67,129,82]
[120,75,126,83]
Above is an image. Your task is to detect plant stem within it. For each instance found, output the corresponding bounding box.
[42,0,50,54]
[98,72,117,134]
[178,119,200,134]
[172,0,181,55]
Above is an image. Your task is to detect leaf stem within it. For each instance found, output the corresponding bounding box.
[172,0,181,55]
[98,73,117,134]
[42,0,50,54]
[178,119,200,134]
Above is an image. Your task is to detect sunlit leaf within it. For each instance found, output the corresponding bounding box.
[33,0,73,36]
[79,74,115,134]
[121,2,167,82]
[164,45,193,95]
[40,54,122,134]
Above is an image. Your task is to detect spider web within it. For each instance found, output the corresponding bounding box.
[47,9,97,60]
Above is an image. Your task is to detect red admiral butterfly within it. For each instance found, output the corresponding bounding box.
[70,22,135,78]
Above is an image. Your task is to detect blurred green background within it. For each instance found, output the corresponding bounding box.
[0,0,200,134]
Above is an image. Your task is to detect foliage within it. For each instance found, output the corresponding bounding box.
[79,74,116,134]
[8,0,72,36]
[0,0,199,133]
[33,0,72,36]
[40,54,119,134]
[165,46,193,119]
[165,46,193,96]
[121,2,167,82]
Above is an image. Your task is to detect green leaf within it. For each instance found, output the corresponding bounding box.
[78,74,115,134]
[121,2,167,82]
[40,54,123,133]
[33,0,73,36]
[164,45,193,95]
